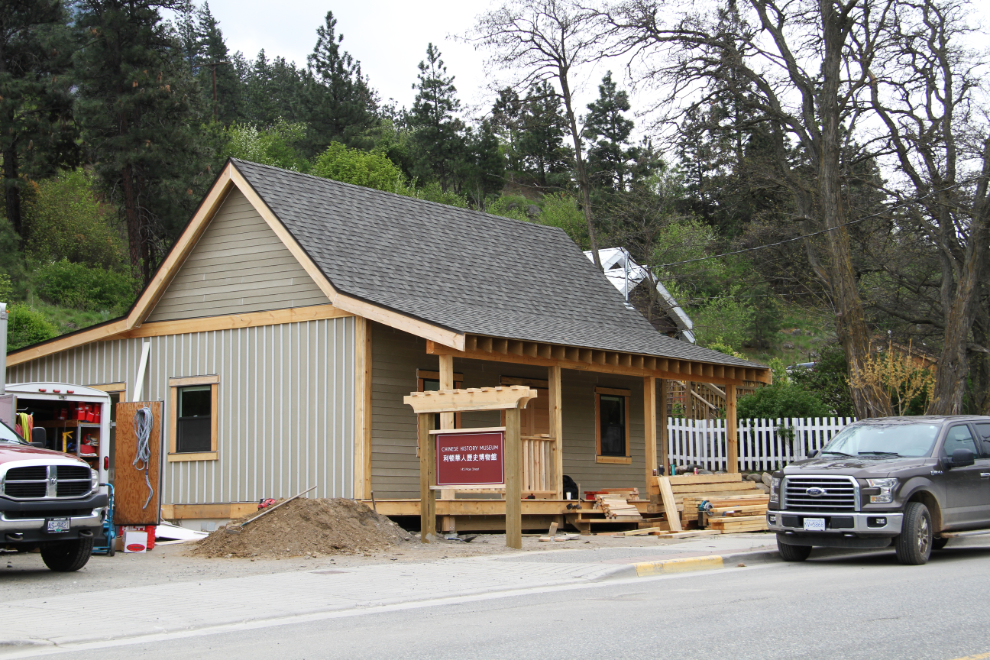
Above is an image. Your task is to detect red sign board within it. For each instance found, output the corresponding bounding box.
[435,431,505,487]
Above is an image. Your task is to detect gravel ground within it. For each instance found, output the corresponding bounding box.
[0,531,775,600]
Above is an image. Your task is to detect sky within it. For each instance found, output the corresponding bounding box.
[202,0,626,119]
[202,0,990,135]
[205,0,496,112]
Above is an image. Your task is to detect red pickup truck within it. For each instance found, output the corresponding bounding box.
[0,419,108,571]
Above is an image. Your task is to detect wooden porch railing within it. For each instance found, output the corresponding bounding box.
[521,435,555,497]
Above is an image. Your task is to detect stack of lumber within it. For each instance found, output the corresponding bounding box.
[697,494,769,533]
[651,474,768,533]
[595,494,643,521]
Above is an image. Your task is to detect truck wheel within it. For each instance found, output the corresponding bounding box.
[40,538,94,572]
[895,502,932,565]
[777,536,812,562]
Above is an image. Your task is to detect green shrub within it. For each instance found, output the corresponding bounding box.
[738,381,832,420]
[35,260,137,314]
[7,305,58,352]
[312,142,408,193]
[22,169,128,270]
[538,194,589,248]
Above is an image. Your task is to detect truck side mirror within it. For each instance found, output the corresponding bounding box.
[30,426,47,449]
[950,448,975,469]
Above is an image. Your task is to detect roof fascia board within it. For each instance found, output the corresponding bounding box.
[6,319,130,367]
[6,165,239,367]
[228,163,465,351]
[129,164,236,328]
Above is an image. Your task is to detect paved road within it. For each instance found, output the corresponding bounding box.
[7,543,990,660]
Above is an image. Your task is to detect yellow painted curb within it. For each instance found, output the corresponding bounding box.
[633,555,725,577]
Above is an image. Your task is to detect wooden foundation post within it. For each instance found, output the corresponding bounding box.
[644,376,657,487]
[548,365,563,499]
[659,379,670,476]
[418,413,436,542]
[726,384,739,474]
[505,407,522,549]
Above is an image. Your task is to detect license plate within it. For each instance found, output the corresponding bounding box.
[803,517,826,532]
[46,518,70,533]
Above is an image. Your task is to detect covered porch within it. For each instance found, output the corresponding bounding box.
[359,327,770,533]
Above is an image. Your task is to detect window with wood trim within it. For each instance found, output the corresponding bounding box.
[595,386,631,464]
[168,375,218,462]
[417,370,463,430]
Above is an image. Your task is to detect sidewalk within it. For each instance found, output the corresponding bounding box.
[0,533,778,649]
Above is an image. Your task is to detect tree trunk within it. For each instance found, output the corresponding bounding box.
[558,73,601,270]
[2,144,22,237]
[121,164,143,278]
[819,0,887,418]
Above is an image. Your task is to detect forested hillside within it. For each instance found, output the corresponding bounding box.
[2,0,988,418]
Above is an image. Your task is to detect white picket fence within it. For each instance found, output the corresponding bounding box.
[667,417,857,472]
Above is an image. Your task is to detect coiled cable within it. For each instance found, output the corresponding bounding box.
[132,407,154,509]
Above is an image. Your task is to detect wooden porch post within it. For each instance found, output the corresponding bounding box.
[726,384,739,473]
[686,380,695,420]
[505,407,522,549]
[548,365,563,499]
[418,412,436,541]
[438,354,454,429]
[659,379,670,476]
[644,377,657,487]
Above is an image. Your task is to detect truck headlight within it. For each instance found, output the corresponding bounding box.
[90,469,99,493]
[867,478,897,504]
[769,477,781,503]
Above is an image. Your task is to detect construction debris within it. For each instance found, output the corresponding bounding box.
[650,473,769,534]
[595,493,643,521]
[194,497,412,559]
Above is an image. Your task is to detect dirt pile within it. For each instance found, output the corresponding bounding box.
[193,498,413,559]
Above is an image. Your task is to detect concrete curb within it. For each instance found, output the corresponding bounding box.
[598,549,782,580]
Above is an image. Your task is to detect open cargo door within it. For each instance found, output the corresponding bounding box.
[0,393,13,428]
[114,401,163,526]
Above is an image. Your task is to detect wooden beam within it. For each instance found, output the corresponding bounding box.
[726,384,739,474]
[505,407,522,549]
[659,379,670,476]
[438,354,454,430]
[354,317,371,499]
[657,476,682,532]
[404,386,538,414]
[7,319,130,367]
[426,343,760,387]
[419,412,436,542]
[126,305,352,338]
[548,366,563,499]
[644,377,657,489]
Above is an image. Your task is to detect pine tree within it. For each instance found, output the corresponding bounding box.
[243,49,307,128]
[74,0,211,281]
[584,72,635,191]
[409,43,465,192]
[0,0,78,237]
[305,11,376,150]
[491,87,523,177]
[517,82,572,189]
[462,119,504,205]
[196,2,241,124]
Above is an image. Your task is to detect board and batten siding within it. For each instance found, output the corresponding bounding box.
[146,187,330,322]
[7,317,355,504]
[370,324,651,498]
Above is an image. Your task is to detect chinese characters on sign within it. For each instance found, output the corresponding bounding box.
[435,431,505,487]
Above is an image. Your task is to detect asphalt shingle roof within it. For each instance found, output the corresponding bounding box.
[232,159,763,370]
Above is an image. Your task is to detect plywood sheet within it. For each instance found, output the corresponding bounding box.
[114,401,163,525]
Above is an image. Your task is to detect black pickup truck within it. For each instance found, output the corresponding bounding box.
[767,416,990,565]
[0,420,108,571]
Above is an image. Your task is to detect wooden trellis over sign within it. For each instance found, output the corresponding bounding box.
[404,386,538,549]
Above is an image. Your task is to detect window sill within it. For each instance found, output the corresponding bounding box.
[168,451,218,462]
[596,455,632,464]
